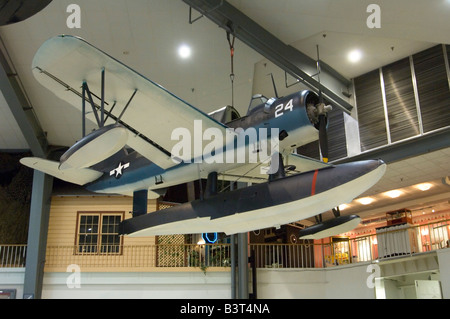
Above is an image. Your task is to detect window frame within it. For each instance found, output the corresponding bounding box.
[75,211,125,255]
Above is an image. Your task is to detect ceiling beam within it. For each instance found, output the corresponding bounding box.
[0,38,48,157]
[183,0,354,113]
[333,128,450,165]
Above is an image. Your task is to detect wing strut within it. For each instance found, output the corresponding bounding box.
[204,171,218,199]
[81,68,108,133]
[82,81,102,128]
[117,89,138,122]
[268,153,285,182]
[132,189,148,218]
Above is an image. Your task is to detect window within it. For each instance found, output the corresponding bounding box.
[76,212,124,254]
[247,94,269,115]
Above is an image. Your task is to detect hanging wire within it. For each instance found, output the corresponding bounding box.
[227,31,236,107]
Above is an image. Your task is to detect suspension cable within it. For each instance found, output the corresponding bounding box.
[227,31,236,107]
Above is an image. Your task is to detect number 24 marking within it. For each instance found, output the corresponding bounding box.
[274,99,293,118]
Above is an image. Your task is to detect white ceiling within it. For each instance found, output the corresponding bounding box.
[1,0,448,147]
[0,0,448,221]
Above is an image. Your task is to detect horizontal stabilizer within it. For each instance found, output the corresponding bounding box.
[20,157,103,185]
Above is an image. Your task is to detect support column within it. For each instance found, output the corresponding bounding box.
[237,232,249,299]
[229,181,237,299]
[23,170,53,299]
[230,234,236,299]
[132,189,148,217]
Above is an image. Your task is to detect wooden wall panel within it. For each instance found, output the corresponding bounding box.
[47,195,158,247]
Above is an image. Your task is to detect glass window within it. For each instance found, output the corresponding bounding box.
[247,94,268,114]
[77,212,123,254]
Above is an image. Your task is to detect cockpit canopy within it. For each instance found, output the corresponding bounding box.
[208,105,241,124]
[247,94,276,115]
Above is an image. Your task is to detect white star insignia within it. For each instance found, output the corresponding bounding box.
[110,162,130,178]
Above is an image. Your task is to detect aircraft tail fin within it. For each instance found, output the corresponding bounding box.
[20,157,103,186]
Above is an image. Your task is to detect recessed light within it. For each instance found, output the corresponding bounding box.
[416,183,432,191]
[385,190,403,198]
[348,49,362,63]
[358,197,374,205]
[178,44,191,59]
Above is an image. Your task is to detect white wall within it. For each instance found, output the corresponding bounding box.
[324,263,376,298]
[41,271,231,299]
[4,250,450,299]
[437,248,450,299]
[256,262,376,299]
[255,268,327,299]
[0,268,24,298]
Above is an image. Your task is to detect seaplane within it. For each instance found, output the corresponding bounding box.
[21,35,386,238]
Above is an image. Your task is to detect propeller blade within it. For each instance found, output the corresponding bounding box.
[318,114,329,163]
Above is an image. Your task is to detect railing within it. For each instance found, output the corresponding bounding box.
[249,243,317,268]
[1,219,449,271]
[251,219,450,268]
[0,245,27,268]
[44,244,231,271]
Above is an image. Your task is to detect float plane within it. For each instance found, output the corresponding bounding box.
[21,35,386,238]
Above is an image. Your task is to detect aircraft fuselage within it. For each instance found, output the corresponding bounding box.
[86,90,322,197]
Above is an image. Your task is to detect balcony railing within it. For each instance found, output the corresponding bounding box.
[0,245,26,268]
[1,219,449,271]
[44,243,231,271]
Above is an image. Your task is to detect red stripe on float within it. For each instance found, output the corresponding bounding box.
[311,169,319,195]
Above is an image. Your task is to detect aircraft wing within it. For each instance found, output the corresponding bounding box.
[32,35,229,170]
[219,152,331,184]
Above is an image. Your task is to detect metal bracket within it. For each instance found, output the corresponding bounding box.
[285,71,301,89]
[188,0,224,24]
[155,175,163,185]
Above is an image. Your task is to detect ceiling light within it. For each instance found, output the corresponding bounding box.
[358,197,374,205]
[348,49,362,63]
[416,183,432,191]
[338,204,349,210]
[178,44,191,59]
[385,190,403,198]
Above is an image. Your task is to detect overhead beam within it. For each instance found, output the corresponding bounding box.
[183,0,354,113]
[0,38,48,157]
[333,128,450,165]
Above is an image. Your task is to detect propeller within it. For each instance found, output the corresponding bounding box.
[315,45,332,163]
[318,106,331,163]
[318,114,328,163]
